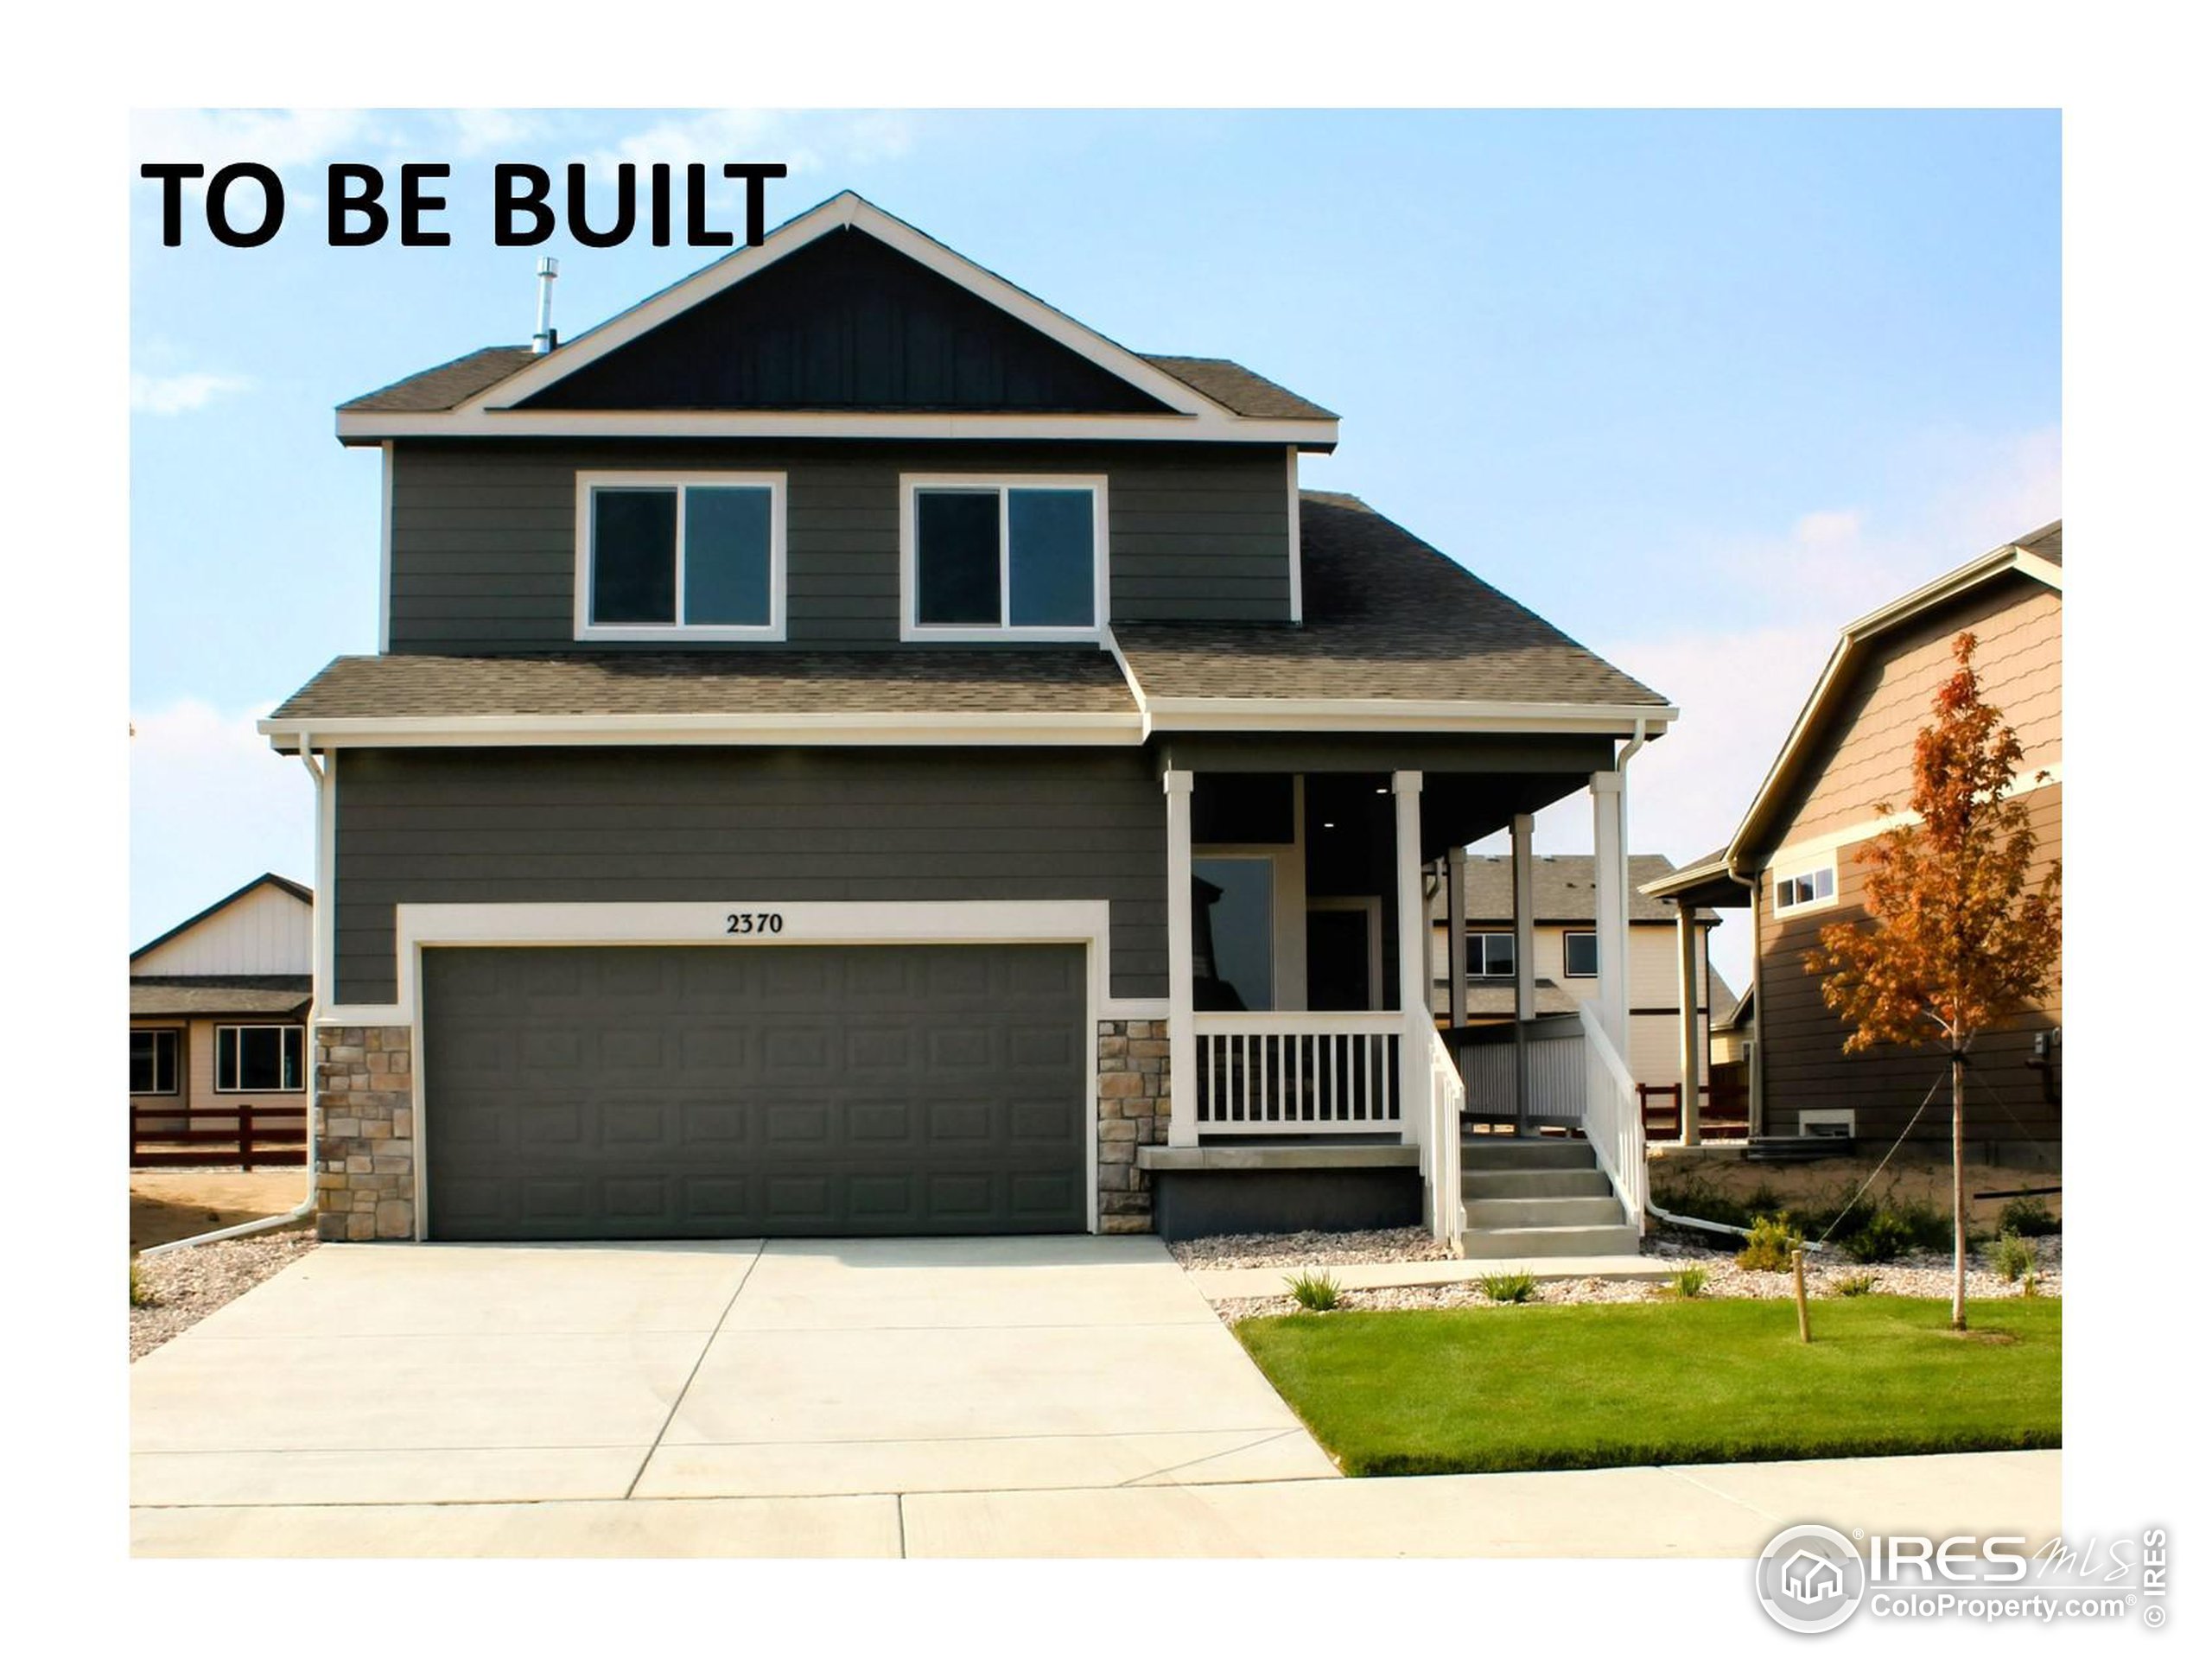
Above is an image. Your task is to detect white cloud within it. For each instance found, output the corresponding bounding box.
[130,108,376,181]
[1493,426,2061,991]
[130,370,251,416]
[130,699,314,949]
[585,108,917,186]
[444,108,543,157]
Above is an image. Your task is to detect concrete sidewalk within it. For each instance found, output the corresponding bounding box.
[131,1450,2061,1558]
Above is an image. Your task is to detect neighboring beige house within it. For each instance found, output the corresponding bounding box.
[1430,854,1732,1093]
[130,874,315,1153]
[1645,521,2061,1164]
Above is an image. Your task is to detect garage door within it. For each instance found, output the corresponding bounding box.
[421,944,1087,1240]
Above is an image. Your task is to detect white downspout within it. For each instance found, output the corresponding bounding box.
[139,744,326,1257]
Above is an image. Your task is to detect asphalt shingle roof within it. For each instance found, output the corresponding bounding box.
[271,493,1669,723]
[1114,493,1669,708]
[1458,854,1711,925]
[340,345,1333,421]
[271,649,1138,721]
[129,976,313,1018]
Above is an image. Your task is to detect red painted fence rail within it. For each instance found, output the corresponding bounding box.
[1637,1081,1751,1141]
[130,1103,308,1170]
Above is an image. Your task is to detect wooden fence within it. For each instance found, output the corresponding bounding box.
[1637,1080,1751,1141]
[130,1103,308,1170]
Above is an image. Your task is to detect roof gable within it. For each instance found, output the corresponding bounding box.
[518,226,1178,416]
[1715,522,2063,873]
[333,194,1339,446]
[131,874,314,974]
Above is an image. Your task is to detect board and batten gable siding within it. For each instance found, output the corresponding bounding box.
[331,747,1169,1005]
[385,439,1294,652]
[1778,575,2061,849]
[1758,781,2062,1152]
[131,882,314,976]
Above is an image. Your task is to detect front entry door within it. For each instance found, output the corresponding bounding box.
[1306,908,1372,1011]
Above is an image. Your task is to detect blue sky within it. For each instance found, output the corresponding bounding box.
[129,108,2059,985]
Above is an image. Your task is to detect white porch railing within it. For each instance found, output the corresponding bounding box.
[1576,1002,1648,1234]
[1193,1012,1403,1133]
[1426,1029,1465,1247]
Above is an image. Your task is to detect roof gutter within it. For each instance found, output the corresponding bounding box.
[141,747,327,1258]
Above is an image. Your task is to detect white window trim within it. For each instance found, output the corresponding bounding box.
[573,470,787,643]
[213,1022,308,1094]
[1774,852,1840,917]
[130,1027,182,1096]
[899,473,1109,643]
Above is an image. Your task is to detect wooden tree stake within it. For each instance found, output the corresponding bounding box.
[1792,1247,1811,1343]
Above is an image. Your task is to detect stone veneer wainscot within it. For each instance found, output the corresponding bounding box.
[1096,1019,1171,1233]
[314,1026,416,1241]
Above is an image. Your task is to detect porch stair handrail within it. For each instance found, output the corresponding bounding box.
[1574,1002,1647,1234]
[1426,1028,1465,1248]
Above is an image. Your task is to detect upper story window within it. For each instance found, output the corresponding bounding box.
[575,472,785,641]
[901,475,1107,641]
[1775,855,1839,914]
[1435,930,1516,982]
[1563,930,1599,979]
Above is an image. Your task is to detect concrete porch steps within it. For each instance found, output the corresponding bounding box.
[1456,1136,1639,1259]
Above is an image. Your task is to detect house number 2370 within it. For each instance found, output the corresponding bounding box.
[726,912,785,935]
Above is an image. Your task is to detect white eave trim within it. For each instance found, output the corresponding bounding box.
[257,697,1677,750]
[257,710,1144,749]
[335,406,1338,447]
[1142,697,1678,735]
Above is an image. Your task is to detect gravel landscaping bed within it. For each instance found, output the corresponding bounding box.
[1168,1225,1454,1270]
[130,1229,317,1361]
[1189,1229,2061,1324]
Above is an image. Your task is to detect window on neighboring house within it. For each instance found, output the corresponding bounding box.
[1775,858,1838,913]
[905,477,1104,638]
[1563,930,1599,978]
[1465,931,1516,979]
[215,1025,305,1093]
[578,473,784,639]
[130,1028,180,1095]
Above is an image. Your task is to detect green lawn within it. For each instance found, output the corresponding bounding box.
[1236,1296,2060,1477]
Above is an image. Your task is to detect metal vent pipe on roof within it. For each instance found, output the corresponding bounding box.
[531,256,559,354]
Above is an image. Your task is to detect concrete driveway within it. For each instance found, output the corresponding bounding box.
[131,1235,1334,1553]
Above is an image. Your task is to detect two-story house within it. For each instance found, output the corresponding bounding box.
[1427,854,1732,1098]
[1643,524,2060,1163]
[263,192,1677,1251]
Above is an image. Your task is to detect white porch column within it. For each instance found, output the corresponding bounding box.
[1675,899,1701,1146]
[1446,842,1469,1030]
[1510,810,1536,1130]
[1392,772,1432,1149]
[1590,772,1630,1052]
[1510,813,1536,1024]
[1164,770,1198,1147]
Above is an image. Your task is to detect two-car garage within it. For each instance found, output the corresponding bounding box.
[417,942,1090,1240]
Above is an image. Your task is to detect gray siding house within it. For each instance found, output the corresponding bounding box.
[266,192,1677,1247]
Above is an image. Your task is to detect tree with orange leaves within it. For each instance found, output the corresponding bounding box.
[1808,631,2062,1330]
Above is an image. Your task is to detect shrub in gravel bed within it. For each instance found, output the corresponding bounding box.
[1481,1270,1538,1304]
[1989,1231,2038,1283]
[1832,1271,1880,1297]
[2000,1197,2061,1237]
[1286,1269,1343,1311]
[129,1262,155,1308]
[1736,1216,1802,1273]
[1668,1266,1708,1299]
[1844,1210,1916,1263]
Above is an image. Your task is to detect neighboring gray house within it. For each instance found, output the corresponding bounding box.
[265,191,1677,1252]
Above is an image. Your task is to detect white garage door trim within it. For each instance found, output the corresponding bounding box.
[375,899,1167,1240]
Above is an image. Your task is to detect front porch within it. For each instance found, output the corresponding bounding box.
[1141,742,1653,1251]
